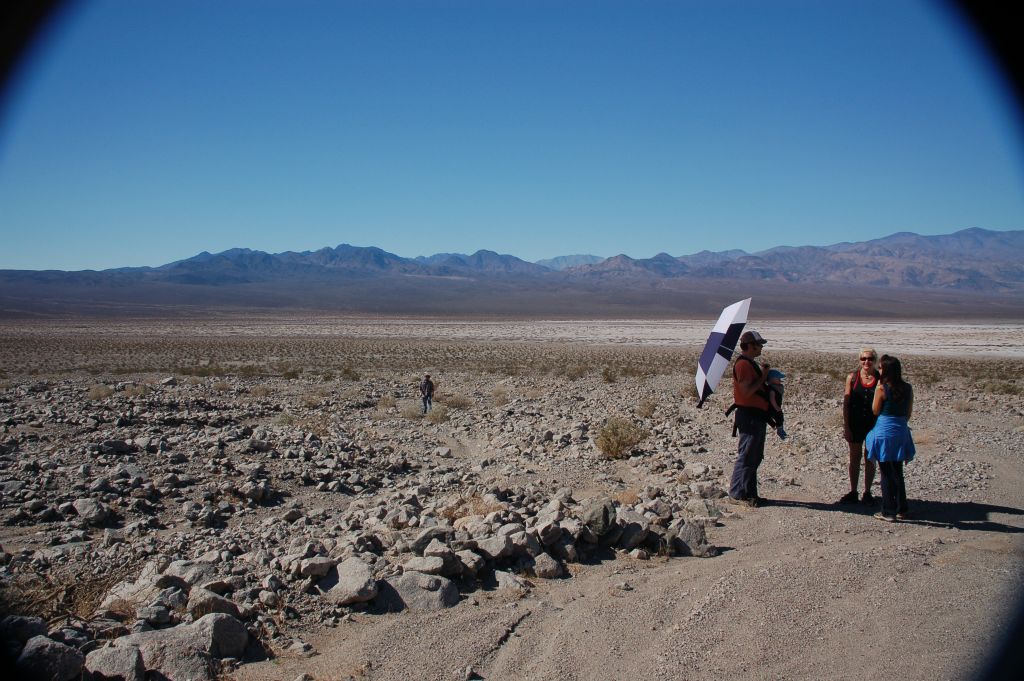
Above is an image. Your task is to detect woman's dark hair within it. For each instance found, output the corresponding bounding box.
[879,354,909,402]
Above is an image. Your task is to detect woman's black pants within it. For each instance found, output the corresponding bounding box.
[878,460,908,516]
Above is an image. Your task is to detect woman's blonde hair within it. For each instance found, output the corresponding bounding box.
[860,347,877,360]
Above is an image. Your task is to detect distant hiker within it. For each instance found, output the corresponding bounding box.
[727,330,772,507]
[420,373,435,414]
[838,348,879,505]
[865,355,915,522]
[765,369,787,440]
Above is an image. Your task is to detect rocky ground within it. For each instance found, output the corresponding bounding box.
[0,320,1022,681]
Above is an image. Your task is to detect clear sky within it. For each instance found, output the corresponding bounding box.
[1,0,1022,271]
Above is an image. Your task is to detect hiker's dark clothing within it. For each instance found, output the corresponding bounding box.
[878,460,909,517]
[845,370,879,443]
[420,378,434,413]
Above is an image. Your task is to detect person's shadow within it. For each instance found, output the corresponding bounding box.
[766,498,1024,533]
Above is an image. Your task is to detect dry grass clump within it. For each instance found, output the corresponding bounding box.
[339,365,361,381]
[524,388,545,400]
[251,385,273,398]
[426,405,449,424]
[613,488,640,505]
[0,562,139,622]
[602,366,619,383]
[980,380,1021,396]
[123,383,150,398]
[87,384,114,400]
[212,381,231,393]
[951,400,973,413]
[439,494,506,522]
[596,417,649,459]
[491,387,509,406]
[636,398,657,419]
[401,402,424,419]
[441,393,473,410]
[376,395,397,410]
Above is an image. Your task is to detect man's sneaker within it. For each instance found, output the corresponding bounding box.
[837,490,858,505]
[726,495,757,508]
[873,511,897,523]
[861,491,874,504]
[776,427,788,440]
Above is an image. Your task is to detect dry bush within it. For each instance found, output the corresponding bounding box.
[0,381,12,390]
[340,365,361,381]
[251,385,273,398]
[426,405,449,424]
[980,380,1021,396]
[525,388,545,400]
[442,393,473,410]
[0,563,139,622]
[952,400,973,413]
[274,413,295,426]
[439,494,506,522]
[563,365,588,380]
[613,488,640,505]
[212,381,231,393]
[401,402,424,419]
[123,383,150,398]
[87,384,114,400]
[491,387,509,406]
[636,398,657,419]
[602,366,619,383]
[596,417,649,459]
[377,395,397,410]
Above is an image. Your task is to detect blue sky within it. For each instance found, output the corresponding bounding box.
[0,0,1022,270]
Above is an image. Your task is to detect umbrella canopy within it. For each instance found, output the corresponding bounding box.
[695,298,751,408]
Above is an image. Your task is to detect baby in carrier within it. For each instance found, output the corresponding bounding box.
[766,369,787,440]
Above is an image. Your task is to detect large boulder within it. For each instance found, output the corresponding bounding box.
[531,552,564,579]
[667,519,718,557]
[187,588,240,619]
[577,493,614,536]
[325,557,378,606]
[374,573,459,613]
[96,613,247,681]
[0,615,47,645]
[84,644,145,681]
[15,636,84,681]
[615,508,650,551]
[72,498,110,526]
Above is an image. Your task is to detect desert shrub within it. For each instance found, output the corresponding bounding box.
[595,417,649,459]
[340,365,361,381]
[601,366,619,383]
[251,385,273,398]
[613,488,640,506]
[443,393,473,410]
[178,365,222,377]
[274,413,295,426]
[87,384,114,400]
[377,395,397,410]
[237,364,264,377]
[491,387,509,406]
[0,381,12,391]
[525,388,545,399]
[563,365,587,380]
[980,380,1021,396]
[426,404,449,424]
[438,494,505,522]
[636,398,657,419]
[281,368,300,380]
[952,400,973,413]
[212,381,231,393]
[401,402,424,419]
[123,384,150,398]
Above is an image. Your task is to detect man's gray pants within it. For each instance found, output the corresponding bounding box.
[729,411,767,500]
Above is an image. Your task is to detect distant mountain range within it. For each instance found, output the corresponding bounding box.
[2,228,1022,318]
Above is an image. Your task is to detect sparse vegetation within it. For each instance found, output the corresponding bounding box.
[595,417,649,459]
[426,404,449,424]
[602,366,618,383]
[401,402,424,419]
[441,393,473,410]
[87,384,114,400]
[491,387,509,406]
[213,381,231,393]
[636,397,657,419]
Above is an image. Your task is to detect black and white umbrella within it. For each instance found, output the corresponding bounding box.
[695,297,751,408]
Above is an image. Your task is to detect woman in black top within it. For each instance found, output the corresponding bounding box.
[838,347,879,504]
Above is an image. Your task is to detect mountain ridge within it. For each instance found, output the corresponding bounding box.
[2,228,1022,318]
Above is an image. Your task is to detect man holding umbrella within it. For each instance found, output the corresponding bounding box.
[729,330,772,507]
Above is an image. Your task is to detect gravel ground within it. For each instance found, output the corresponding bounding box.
[0,319,1021,681]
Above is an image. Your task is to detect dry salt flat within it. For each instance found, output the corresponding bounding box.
[0,317,1021,681]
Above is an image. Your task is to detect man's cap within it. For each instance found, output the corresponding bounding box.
[740,330,767,345]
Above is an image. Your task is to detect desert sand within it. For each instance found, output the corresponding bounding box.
[0,318,1021,681]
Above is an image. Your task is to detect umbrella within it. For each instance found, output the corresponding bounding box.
[695,298,751,408]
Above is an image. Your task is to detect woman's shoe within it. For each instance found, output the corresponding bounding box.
[837,490,858,505]
[861,491,874,504]
[873,512,897,523]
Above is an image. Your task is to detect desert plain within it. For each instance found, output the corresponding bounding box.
[1,317,1022,681]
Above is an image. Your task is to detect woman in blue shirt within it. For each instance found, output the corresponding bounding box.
[865,355,915,522]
